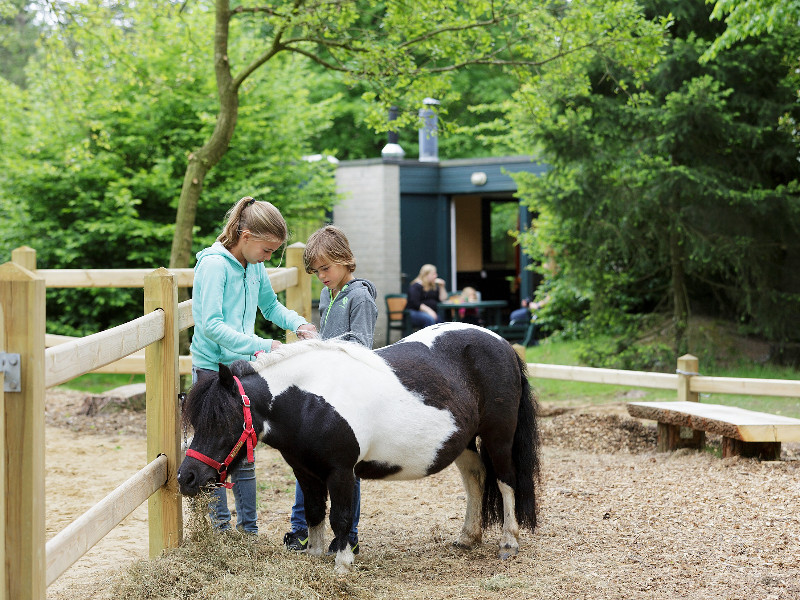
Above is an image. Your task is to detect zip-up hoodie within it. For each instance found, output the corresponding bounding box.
[190,241,308,371]
[318,278,378,349]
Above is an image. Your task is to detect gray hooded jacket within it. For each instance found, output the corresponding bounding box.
[318,278,378,348]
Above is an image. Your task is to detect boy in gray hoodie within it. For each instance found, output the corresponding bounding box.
[283,225,378,555]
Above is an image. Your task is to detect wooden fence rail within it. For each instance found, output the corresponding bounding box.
[527,363,679,389]
[35,266,290,290]
[45,455,168,586]
[525,359,800,398]
[45,310,166,388]
[0,243,312,600]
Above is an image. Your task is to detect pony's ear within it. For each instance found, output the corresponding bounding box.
[218,363,236,391]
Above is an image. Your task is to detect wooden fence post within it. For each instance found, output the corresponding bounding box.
[0,302,5,600]
[144,268,182,557]
[0,260,46,599]
[11,246,37,272]
[285,242,311,343]
[657,354,704,452]
[677,354,699,403]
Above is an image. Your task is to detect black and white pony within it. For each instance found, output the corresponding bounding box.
[177,322,540,574]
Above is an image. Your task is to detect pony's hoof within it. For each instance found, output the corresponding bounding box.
[452,539,477,550]
[334,561,353,575]
[498,544,519,560]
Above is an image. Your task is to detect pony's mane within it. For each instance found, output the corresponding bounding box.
[252,337,392,374]
[182,375,239,438]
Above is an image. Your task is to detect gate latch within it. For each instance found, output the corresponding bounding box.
[0,353,21,392]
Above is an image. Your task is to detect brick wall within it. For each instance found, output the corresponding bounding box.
[334,161,402,347]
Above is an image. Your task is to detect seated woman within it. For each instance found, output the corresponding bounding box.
[509,297,532,324]
[407,264,448,328]
[510,295,551,324]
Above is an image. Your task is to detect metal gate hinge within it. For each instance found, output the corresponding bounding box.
[0,353,21,392]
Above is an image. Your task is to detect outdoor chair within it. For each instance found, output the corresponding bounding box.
[384,293,410,346]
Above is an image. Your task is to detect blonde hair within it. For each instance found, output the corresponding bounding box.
[303,225,356,273]
[461,286,478,301]
[411,264,438,292]
[217,196,288,249]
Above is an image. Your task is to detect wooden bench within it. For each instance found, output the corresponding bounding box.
[627,401,800,460]
[487,322,537,346]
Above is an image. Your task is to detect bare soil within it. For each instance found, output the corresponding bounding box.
[44,388,800,600]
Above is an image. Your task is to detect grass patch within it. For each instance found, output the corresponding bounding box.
[55,373,145,394]
[525,338,672,405]
[526,337,800,418]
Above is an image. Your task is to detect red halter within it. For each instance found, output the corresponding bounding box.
[185,375,258,489]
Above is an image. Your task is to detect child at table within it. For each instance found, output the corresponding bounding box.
[458,286,482,325]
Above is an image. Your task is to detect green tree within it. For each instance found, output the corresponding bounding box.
[0,0,40,87]
[514,0,800,361]
[0,3,337,333]
[704,0,800,149]
[139,0,668,271]
[1,0,669,334]
[705,0,800,57]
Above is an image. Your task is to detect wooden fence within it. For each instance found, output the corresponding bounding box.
[3,241,798,599]
[524,354,800,402]
[0,244,312,600]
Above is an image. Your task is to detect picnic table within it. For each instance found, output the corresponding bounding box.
[437,299,507,327]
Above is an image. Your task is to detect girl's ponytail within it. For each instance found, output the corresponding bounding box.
[217,196,288,249]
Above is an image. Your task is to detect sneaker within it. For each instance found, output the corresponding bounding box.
[326,536,359,555]
[283,529,308,552]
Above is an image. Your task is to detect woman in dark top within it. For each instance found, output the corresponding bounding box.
[407,263,448,327]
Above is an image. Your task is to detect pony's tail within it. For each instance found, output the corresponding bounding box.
[480,352,540,531]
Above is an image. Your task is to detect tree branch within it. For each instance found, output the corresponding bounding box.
[230,0,307,87]
[397,15,510,49]
[283,45,352,72]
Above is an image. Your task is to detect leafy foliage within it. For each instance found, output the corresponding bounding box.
[0,0,672,337]
[514,0,800,362]
[0,2,337,334]
[705,0,800,57]
[0,0,39,87]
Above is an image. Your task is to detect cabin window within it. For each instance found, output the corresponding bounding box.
[485,200,518,269]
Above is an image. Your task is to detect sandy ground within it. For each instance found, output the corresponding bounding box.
[44,389,800,600]
[46,425,150,591]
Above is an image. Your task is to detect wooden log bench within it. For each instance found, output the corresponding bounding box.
[627,401,800,460]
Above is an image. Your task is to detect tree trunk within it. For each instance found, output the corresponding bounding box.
[169,0,240,384]
[169,0,239,270]
[669,217,689,355]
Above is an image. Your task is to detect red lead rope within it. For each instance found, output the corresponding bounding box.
[185,375,258,489]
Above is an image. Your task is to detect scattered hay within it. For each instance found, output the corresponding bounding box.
[110,494,378,600]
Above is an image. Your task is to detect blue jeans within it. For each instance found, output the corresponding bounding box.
[290,479,361,540]
[210,460,258,533]
[408,309,438,328]
[192,365,259,534]
[509,307,532,324]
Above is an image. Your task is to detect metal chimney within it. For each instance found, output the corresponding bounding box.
[381,106,405,160]
[418,98,440,162]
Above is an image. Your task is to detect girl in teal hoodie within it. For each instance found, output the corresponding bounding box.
[191,196,317,533]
